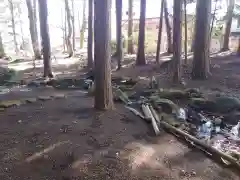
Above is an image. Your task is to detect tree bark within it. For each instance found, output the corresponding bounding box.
[210,0,218,39]
[38,0,53,78]
[221,0,235,51]
[64,6,67,52]
[183,0,188,64]
[127,0,134,54]
[65,0,73,57]
[87,0,94,68]
[172,0,182,83]
[136,0,146,66]
[33,0,41,58]
[156,0,164,64]
[116,0,123,70]
[237,37,240,56]
[0,32,5,58]
[71,0,75,51]
[163,0,173,54]
[8,0,19,54]
[61,8,66,52]
[80,0,86,49]
[26,0,41,59]
[192,0,211,80]
[94,0,114,110]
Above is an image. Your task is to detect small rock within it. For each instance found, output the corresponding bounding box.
[191,170,197,176]
[179,169,186,176]
[18,120,22,123]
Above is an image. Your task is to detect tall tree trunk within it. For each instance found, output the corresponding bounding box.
[183,0,187,64]
[192,0,211,80]
[172,0,182,83]
[8,0,19,54]
[127,0,134,54]
[87,0,93,68]
[71,0,75,51]
[38,0,53,78]
[210,0,218,38]
[26,0,41,59]
[80,0,86,49]
[136,0,146,66]
[116,0,123,70]
[156,0,164,64]
[17,4,24,48]
[32,0,41,57]
[221,0,235,51]
[61,8,66,52]
[64,6,67,52]
[0,32,5,58]
[94,0,114,110]
[237,37,240,56]
[163,0,173,54]
[65,0,73,57]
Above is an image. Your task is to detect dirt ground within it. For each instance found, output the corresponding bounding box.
[0,54,240,180]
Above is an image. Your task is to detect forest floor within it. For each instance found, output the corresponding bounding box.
[0,52,240,180]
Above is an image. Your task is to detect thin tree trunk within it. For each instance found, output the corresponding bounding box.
[8,0,19,54]
[116,0,123,70]
[127,0,134,54]
[87,0,93,68]
[94,0,114,110]
[17,4,24,48]
[210,0,218,38]
[221,0,235,51]
[71,0,75,51]
[80,0,86,49]
[163,0,173,54]
[64,6,67,52]
[172,0,182,83]
[192,0,211,80]
[38,0,53,78]
[156,0,164,64]
[61,8,65,52]
[65,0,73,57]
[136,0,146,66]
[26,0,41,59]
[32,0,41,57]
[183,0,187,64]
[0,32,5,58]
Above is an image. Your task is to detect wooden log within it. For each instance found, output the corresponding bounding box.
[149,105,161,124]
[141,104,152,122]
[144,104,160,135]
[160,121,240,170]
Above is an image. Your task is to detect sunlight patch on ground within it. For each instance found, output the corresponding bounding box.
[121,142,155,170]
[25,140,70,162]
[71,154,92,173]
[8,56,83,71]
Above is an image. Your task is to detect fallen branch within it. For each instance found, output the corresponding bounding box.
[160,121,240,170]
[142,104,160,135]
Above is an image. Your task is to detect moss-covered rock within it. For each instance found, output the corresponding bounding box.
[157,89,188,100]
[37,96,52,101]
[0,100,22,108]
[0,68,17,85]
[188,97,216,112]
[150,97,179,114]
[184,88,203,98]
[23,98,37,103]
[213,96,240,113]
